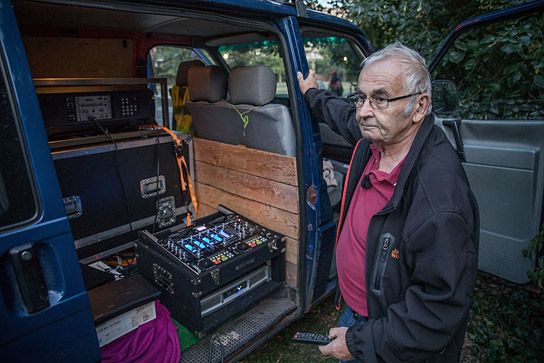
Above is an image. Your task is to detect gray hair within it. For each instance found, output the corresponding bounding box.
[362,41,432,116]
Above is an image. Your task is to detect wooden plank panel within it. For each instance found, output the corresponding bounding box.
[285,261,298,288]
[195,161,299,214]
[194,138,297,186]
[196,202,216,220]
[285,237,299,266]
[196,182,299,240]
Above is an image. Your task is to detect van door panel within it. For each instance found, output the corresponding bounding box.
[0,1,101,360]
[437,118,544,283]
[431,3,544,283]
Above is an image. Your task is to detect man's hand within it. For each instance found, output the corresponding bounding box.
[297,70,319,96]
[319,327,355,361]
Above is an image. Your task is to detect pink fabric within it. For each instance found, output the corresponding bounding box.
[101,300,180,363]
[336,145,403,317]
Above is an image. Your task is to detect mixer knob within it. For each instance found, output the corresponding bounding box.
[198,259,212,269]
[237,242,249,251]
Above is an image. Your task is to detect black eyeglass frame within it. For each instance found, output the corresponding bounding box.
[347,92,422,110]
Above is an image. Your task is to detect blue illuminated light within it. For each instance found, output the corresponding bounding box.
[219,231,230,238]
[194,240,206,249]
[211,234,223,242]
[202,237,213,245]
[184,244,196,253]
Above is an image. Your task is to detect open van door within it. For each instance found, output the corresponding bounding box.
[429,1,544,283]
[0,3,101,361]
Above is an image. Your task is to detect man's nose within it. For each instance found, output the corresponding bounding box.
[357,98,374,119]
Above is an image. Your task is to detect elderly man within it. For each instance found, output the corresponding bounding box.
[297,42,479,362]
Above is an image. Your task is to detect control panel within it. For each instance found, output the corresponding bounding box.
[153,212,281,275]
[36,84,155,139]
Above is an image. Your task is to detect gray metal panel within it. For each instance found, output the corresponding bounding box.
[436,118,544,283]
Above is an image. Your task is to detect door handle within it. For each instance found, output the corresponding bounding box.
[443,119,466,162]
[10,243,50,314]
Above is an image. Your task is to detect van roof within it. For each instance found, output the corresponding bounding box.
[13,0,362,37]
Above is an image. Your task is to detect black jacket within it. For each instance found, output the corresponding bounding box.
[305,89,479,363]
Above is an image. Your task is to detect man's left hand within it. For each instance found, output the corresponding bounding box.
[319,327,355,361]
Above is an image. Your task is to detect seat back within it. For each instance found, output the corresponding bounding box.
[170,59,204,132]
[187,65,296,157]
[186,65,234,142]
[228,65,296,156]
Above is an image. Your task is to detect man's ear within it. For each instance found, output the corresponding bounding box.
[412,93,431,123]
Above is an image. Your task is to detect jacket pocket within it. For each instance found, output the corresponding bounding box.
[371,233,394,295]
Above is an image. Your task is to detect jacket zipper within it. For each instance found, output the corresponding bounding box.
[373,234,393,291]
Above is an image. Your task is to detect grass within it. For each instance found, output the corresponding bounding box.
[240,292,343,363]
[243,271,544,362]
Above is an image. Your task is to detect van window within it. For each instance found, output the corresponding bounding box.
[0,62,38,230]
[432,12,544,120]
[302,37,362,97]
[218,40,287,95]
[149,46,205,89]
[148,46,206,125]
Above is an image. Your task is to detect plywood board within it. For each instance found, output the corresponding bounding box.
[23,37,133,78]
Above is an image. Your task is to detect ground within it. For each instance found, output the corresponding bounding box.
[242,271,543,362]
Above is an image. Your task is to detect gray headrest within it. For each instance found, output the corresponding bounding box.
[229,65,276,105]
[176,59,205,86]
[188,65,228,102]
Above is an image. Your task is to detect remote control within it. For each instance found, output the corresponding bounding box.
[291,332,332,345]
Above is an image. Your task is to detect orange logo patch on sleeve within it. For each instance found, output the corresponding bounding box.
[391,248,400,259]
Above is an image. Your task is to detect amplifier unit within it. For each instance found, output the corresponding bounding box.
[36,84,155,139]
[135,208,285,334]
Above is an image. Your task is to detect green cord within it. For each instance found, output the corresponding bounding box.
[231,105,261,136]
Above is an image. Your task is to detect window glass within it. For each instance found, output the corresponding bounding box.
[0,64,38,230]
[302,37,362,97]
[219,40,287,95]
[148,46,204,126]
[432,12,544,120]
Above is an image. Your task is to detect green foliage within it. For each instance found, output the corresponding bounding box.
[467,273,544,362]
[523,223,544,289]
[149,46,201,81]
[306,1,544,120]
[219,41,285,82]
[435,12,544,120]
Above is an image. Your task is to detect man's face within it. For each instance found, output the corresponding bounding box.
[355,58,419,149]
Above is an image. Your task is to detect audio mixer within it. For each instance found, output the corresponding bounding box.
[135,207,285,334]
[154,212,281,274]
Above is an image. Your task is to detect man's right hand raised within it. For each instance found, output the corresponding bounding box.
[297,70,319,96]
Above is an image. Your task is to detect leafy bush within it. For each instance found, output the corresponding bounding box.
[467,273,543,362]
[523,223,544,290]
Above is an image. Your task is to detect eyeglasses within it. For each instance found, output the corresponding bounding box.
[347,92,422,110]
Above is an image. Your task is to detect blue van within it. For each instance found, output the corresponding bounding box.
[1,0,543,361]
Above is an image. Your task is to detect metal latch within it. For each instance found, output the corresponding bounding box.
[63,195,82,219]
[210,269,220,285]
[140,175,166,199]
[157,196,176,228]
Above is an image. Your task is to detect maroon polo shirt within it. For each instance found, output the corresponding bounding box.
[336,144,404,316]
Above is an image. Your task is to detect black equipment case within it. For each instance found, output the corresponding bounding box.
[51,131,195,261]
